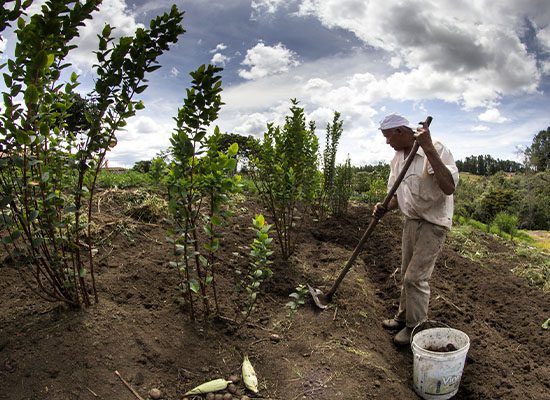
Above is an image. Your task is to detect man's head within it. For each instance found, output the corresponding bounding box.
[379,113,414,151]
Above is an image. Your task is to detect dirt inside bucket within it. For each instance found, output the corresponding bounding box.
[425,343,458,352]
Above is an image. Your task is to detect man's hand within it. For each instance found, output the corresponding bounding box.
[414,123,435,152]
[372,202,387,219]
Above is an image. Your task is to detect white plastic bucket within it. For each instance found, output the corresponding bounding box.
[411,327,470,400]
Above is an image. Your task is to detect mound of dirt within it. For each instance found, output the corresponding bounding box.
[0,191,548,399]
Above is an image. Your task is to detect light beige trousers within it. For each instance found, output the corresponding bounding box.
[395,218,447,328]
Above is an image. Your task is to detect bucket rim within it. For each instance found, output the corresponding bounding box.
[412,327,470,355]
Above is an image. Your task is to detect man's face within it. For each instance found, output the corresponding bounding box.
[382,127,411,151]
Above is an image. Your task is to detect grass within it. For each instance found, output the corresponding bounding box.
[450,218,549,292]
[96,170,153,189]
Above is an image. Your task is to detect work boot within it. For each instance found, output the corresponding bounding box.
[382,318,406,331]
[393,327,413,346]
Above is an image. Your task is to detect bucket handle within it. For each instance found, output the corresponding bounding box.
[410,319,451,345]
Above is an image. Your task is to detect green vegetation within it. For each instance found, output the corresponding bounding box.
[167,64,241,319]
[0,0,184,306]
[96,169,152,189]
[240,214,274,326]
[249,99,319,259]
[454,171,550,230]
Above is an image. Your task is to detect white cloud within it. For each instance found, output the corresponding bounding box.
[107,115,173,167]
[536,26,550,52]
[0,36,7,53]
[472,125,490,132]
[211,53,230,67]
[305,78,333,92]
[67,0,144,71]
[239,42,300,80]
[232,112,270,137]
[251,0,290,15]
[296,0,543,108]
[478,108,510,123]
[170,67,179,77]
[210,43,227,53]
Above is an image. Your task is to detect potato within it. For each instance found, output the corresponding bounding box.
[223,394,233,400]
[148,388,162,399]
[227,383,238,394]
[205,393,216,400]
[228,374,240,384]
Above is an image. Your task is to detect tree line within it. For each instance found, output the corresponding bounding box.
[456,127,549,175]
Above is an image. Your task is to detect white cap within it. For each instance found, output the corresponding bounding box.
[379,113,409,130]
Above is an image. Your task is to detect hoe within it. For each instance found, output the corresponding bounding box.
[308,116,433,309]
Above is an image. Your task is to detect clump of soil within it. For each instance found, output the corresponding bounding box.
[1,190,549,400]
[425,343,458,352]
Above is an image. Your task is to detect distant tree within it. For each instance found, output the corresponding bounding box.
[456,154,523,175]
[524,127,550,171]
[133,160,152,173]
[217,132,259,171]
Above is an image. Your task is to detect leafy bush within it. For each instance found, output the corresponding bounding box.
[492,212,518,240]
[250,99,319,259]
[167,65,241,319]
[331,158,353,216]
[0,1,184,306]
[240,214,273,326]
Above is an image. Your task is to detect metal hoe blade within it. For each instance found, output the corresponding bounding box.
[307,284,329,309]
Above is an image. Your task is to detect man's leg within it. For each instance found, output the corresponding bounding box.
[393,220,447,345]
[395,218,417,322]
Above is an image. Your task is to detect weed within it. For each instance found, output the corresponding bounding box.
[286,284,309,311]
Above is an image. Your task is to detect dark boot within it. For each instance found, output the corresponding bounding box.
[382,318,406,331]
[393,327,413,346]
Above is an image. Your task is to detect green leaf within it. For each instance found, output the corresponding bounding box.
[205,275,213,285]
[24,84,39,104]
[228,142,239,157]
[189,279,200,293]
[41,172,50,182]
[135,85,147,94]
[70,71,78,83]
[79,268,87,278]
[45,53,55,68]
[543,318,550,330]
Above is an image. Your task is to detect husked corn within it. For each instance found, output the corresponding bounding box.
[184,378,232,395]
[242,355,258,393]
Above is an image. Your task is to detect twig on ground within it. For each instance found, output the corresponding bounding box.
[86,386,99,397]
[115,370,145,400]
[435,294,465,314]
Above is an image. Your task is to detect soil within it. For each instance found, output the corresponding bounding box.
[1,189,549,400]
[424,344,458,353]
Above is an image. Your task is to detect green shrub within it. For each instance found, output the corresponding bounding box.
[493,212,518,240]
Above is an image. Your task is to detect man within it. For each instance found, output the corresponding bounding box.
[373,113,459,346]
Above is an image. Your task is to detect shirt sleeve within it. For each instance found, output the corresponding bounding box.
[387,153,398,192]
[426,141,459,186]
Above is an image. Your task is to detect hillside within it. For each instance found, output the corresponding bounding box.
[0,190,548,399]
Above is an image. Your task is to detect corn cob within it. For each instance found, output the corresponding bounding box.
[242,355,259,393]
[184,378,232,395]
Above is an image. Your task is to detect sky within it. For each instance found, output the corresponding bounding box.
[1,0,549,167]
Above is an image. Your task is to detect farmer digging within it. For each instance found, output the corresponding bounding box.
[374,113,459,346]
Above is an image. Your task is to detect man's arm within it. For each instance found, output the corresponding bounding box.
[414,126,456,195]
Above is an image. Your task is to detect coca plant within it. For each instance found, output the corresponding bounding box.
[167,64,241,320]
[239,214,273,327]
[250,99,319,259]
[0,0,184,306]
[319,111,343,218]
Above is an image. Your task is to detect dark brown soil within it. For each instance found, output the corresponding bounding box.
[424,344,458,353]
[1,190,549,400]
